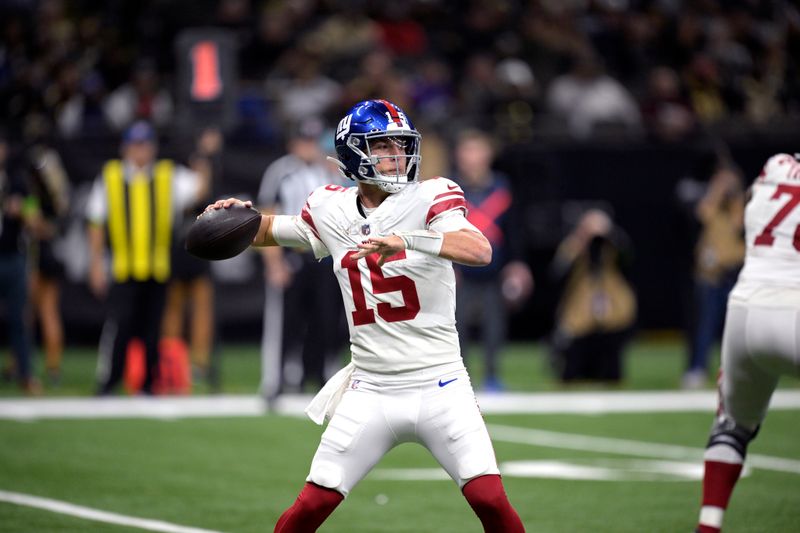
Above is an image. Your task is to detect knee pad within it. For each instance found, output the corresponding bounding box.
[706,415,760,459]
[307,461,345,494]
[458,451,492,484]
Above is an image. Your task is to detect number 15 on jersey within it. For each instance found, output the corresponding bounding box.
[341,251,420,326]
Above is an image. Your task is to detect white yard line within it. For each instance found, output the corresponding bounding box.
[487,424,800,475]
[374,459,714,482]
[0,490,224,533]
[3,390,800,420]
[475,389,800,414]
[0,395,267,421]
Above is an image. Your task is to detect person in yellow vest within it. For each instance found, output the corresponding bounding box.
[549,209,637,383]
[85,121,209,395]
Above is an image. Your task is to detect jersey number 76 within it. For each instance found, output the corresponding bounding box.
[753,184,800,251]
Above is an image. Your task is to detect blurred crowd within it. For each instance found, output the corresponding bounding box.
[0,0,792,395]
[1,0,799,146]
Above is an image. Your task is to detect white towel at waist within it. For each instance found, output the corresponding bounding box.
[304,362,355,425]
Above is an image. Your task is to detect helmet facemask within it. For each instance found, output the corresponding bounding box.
[348,131,421,193]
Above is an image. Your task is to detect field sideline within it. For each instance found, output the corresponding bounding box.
[4,389,800,421]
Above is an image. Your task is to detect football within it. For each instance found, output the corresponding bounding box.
[185,204,262,260]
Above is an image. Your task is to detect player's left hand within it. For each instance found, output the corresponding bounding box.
[200,198,252,217]
[355,235,405,266]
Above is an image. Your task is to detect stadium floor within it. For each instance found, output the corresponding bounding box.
[2,343,799,532]
[2,390,800,532]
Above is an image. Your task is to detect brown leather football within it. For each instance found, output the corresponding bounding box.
[185,204,262,260]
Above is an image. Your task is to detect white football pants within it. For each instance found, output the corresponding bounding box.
[306,360,500,496]
[720,285,800,430]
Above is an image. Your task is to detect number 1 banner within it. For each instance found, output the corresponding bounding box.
[175,29,238,133]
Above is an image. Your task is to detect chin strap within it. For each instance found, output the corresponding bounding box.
[375,181,406,194]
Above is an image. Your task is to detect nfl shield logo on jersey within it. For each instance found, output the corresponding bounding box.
[361,223,371,236]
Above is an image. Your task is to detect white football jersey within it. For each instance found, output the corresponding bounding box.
[272,178,476,373]
[719,155,800,431]
[733,153,800,292]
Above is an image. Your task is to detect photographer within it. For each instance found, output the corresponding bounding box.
[549,209,636,383]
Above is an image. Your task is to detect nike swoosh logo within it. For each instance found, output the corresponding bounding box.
[446,184,459,190]
[438,378,458,387]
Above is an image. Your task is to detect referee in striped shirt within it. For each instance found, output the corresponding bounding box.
[257,117,345,400]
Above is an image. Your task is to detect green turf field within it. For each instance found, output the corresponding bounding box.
[2,339,799,397]
[1,410,799,532]
[1,340,799,532]
[0,339,742,397]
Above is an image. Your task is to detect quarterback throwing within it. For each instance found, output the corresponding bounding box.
[204,100,525,532]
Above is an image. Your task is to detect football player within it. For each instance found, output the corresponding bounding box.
[205,100,525,532]
[695,153,800,533]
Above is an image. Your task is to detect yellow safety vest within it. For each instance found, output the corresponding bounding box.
[102,159,173,283]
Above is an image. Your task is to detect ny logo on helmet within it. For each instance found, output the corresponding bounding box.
[336,114,353,141]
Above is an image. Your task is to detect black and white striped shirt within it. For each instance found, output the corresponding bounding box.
[257,154,341,215]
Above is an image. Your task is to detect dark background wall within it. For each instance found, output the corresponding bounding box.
[500,135,791,341]
[36,134,792,345]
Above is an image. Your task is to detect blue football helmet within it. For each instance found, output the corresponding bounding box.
[328,99,421,193]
